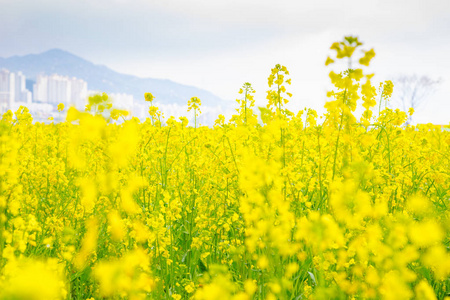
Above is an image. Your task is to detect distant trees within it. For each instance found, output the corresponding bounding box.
[393,75,441,124]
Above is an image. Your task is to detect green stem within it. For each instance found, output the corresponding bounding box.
[332,89,347,180]
[244,89,248,125]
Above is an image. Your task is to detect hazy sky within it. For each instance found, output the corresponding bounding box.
[1,0,450,123]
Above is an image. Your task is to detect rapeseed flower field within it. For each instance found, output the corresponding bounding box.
[1,37,449,299]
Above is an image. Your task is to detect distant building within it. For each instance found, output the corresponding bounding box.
[13,71,32,104]
[33,74,87,108]
[33,75,48,103]
[0,69,15,113]
[110,93,134,110]
[70,78,88,108]
[47,74,71,105]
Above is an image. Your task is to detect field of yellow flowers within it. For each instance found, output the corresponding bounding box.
[1,37,449,300]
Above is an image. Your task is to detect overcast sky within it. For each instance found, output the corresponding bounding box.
[1,0,449,123]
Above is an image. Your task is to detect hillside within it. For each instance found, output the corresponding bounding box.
[0,49,226,107]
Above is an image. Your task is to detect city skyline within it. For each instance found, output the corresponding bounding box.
[0,65,225,125]
[0,69,32,112]
[0,67,139,121]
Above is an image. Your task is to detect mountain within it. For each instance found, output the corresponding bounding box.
[0,49,226,107]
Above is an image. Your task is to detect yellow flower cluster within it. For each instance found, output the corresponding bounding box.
[0,36,449,299]
[188,96,202,128]
[230,83,258,127]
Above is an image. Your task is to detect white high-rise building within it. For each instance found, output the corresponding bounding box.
[33,75,48,103]
[70,77,88,108]
[33,74,87,107]
[47,74,71,105]
[0,69,15,113]
[22,90,32,104]
[110,93,134,110]
[13,71,32,104]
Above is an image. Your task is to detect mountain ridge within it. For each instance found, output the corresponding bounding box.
[0,49,226,107]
